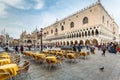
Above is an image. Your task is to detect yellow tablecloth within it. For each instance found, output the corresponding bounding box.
[67,53,75,59]
[23,51,33,56]
[46,56,57,63]
[0,59,11,65]
[67,50,74,53]
[0,63,18,80]
[0,53,10,59]
[79,52,87,56]
[56,52,64,57]
[35,54,46,60]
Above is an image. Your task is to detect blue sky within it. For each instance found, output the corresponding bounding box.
[0,0,120,39]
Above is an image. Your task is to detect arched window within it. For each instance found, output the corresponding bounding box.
[95,29,99,35]
[79,33,81,37]
[51,30,53,34]
[61,26,64,31]
[83,17,88,24]
[88,31,90,36]
[77,33,79,37]
[82,32,84,37]
[70,22,74,28]
[27,40,32,43]
[85,31,87,36]
[55,28,58,32]
[92,30,94,35]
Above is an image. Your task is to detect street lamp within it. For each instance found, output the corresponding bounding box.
[40,28,43,52]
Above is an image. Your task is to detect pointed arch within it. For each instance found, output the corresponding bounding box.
[75,40,78,45]
[67,41,69,45]
[92,39,98,46]
[95,29,99,35]
[82,32,84,37]
[85,39,90,45]
[79,40,84,45]
[88,31,90,36]
[70,41,73,45]
[85,31,87,37]
[92,30,94,35]
[79,33,81,37]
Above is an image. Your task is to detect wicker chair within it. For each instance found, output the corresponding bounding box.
[17,61,32,80]
[0,72,13,80]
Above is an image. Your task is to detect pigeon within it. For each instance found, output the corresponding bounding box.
[99,66,104,72]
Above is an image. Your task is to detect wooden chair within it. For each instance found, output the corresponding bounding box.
[0,72,13,80]
[17,61,32,80]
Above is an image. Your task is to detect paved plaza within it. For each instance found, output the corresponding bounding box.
[22,49,120,80]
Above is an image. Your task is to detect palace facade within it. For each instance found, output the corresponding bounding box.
[42,1,119,46]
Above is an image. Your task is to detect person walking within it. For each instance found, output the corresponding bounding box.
[77,44,82,52]
[73,44,77,53]
[102,44,106,56]
[20,45,24,54]
[15,46,19,54]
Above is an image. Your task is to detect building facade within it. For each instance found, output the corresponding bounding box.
[42,1,119,46]
[19,28,40,47]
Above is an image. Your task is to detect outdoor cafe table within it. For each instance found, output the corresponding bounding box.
[23,51,33,56]
[0,63,18,80]
[0,59,11,65]
[46,56,58,63]
[56,52,64,56]
[0,53,10,59]
[67,53,75,59]
[34,53,46,61]
[79,52,87,56]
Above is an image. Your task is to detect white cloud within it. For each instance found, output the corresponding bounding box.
[0,0,44,17]
[1,0,27,9]
[1,0,44,10]
[0,3,7,16]
[34,0,44,10]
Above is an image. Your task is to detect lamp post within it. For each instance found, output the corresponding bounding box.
[40,28,43,52]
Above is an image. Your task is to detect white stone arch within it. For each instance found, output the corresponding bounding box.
[71,33,74,38]
[85,31,87,37]
[73,33,76,38]
[79,32,82,37]
[82,31,84,37]
[91,30,94,36]
[70,41,74,45]
[92,39,98,46]
[76,32,79,37]
[79,40,84,45]
[63,41,66,45]
[74,40,78,45]
[66,41,69,45]
[85,39,90,45]
[95,29,99,35]
[88,30,91,36]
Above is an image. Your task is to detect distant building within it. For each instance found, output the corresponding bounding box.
[0,35,5,46]
[19,28,40,47]
[42,1,119,46]
[0,33,14,47]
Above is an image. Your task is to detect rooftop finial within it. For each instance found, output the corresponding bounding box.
[98,0,101,3]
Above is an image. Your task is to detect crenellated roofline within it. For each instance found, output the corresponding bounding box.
[43,0,119,30]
